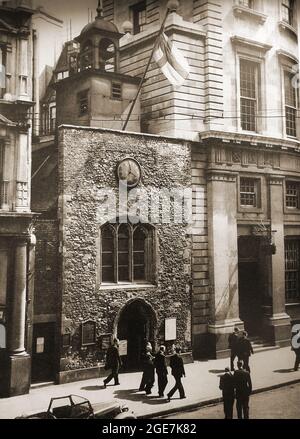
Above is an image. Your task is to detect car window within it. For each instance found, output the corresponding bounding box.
[49,397,72,419]
[70,402,93,419]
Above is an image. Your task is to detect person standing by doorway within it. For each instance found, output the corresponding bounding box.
[103,338,122,388]
[219,368,235,419]
[228,327,240,371]
[234,360,252,419]
[237,331,254,372]
[167,347,186,402]
[154,345,168,397]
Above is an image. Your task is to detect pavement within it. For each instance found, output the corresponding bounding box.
[0,346,300,419]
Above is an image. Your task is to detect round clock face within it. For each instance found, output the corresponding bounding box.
[117,158,141,188]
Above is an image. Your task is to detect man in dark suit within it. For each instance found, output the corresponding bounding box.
[228,327,240,371]
[237,331,254,372]
[219,368,235,419]
[167,347,186,402]
[234,360,252,419]
[103,338,122,388]
[153,345,168,397]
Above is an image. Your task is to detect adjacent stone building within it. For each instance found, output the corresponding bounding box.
[0,0,35,397]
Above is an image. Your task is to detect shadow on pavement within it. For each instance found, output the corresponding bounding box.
[81,385,104,391]
[209,370,226,374]
[114,389,168,405]
[273,368,295,373]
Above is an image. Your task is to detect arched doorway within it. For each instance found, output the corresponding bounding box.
[117,299,156,371]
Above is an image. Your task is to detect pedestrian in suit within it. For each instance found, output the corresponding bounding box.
[103,338,122,388]
[237,331,253,373]
[228,327,240,371]
[139,342,155,394]
[234,360,252,419]
[219,368,235,419]
[153,345,168,397]
[167,347,186,402]
[292,329,300,371]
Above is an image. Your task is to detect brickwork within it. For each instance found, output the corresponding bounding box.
[33,220,59,317]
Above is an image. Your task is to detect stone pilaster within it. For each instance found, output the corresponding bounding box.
[207,170,243,358]
[1,239,31,397]
[264,175,291,346]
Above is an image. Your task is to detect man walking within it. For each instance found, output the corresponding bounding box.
[237,331,253,372]
[228,327,240,371]
[154,345,168,397]
[219,368,235,419]
[167,347,186,402]
[139,342,155,395]
[103,338,122,388]
[234,360,252,419]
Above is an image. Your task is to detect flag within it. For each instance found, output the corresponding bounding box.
[153,33,190,87]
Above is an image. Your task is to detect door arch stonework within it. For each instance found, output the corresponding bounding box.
[114,298,157,370]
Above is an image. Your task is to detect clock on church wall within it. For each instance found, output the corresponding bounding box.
[117,158,142,188]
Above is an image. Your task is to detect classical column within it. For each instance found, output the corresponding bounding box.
[0,238,31,397]
[9,240,28,355]
[207,170,243,358]
[265,175,291,346]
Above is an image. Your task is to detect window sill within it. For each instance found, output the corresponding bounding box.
[233,5,267,24]
[99,283,156,291]
[239,207,263,215]
[284,207,300,214]
[278,21,297,39]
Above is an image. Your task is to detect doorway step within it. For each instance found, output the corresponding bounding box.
[30,381,55,390]
[249,337,280,354]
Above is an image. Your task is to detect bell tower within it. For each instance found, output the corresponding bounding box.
[54,1,141,132]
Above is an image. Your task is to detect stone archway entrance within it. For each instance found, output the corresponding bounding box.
[117,299,156,371]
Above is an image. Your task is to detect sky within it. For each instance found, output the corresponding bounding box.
[34,0,100,39]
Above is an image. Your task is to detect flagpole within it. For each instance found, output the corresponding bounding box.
[122,6,171,131]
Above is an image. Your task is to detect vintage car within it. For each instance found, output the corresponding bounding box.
[16,395,136,419]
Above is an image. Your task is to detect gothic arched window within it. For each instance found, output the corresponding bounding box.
[133,227,147,281]
[101,224,115,283]
[118,224,130,282]
[100,222,155,285]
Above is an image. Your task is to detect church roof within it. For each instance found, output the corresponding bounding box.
[75,2,121,43]
[79,17,119,37]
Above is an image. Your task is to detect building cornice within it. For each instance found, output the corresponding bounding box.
[232,5,267,24]
[277,49,298,65]
[199,130,300,152]
[206,169,238,183]
[268,175,285,185]
[54,69,142,87]
[231,35,272,53]
[120,12,206,53]
[278,21,297,39]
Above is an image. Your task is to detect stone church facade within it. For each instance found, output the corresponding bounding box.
[8,0,300,389]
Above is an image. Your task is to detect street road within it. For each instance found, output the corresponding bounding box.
[162,383,300,419]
